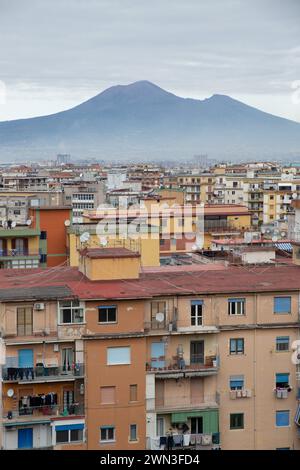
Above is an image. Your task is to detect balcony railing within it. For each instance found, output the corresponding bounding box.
[155,394,218,411]
[3,403,84,421]
[147,432,220,450]
[146,356,218,375]
[0,249,39,257]
[3,364,84,382]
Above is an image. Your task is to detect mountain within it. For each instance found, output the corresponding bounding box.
[0,80,300,161]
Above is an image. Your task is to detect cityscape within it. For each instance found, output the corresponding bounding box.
[0,0,300,458]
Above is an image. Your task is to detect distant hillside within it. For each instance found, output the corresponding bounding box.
[0,80,300,161]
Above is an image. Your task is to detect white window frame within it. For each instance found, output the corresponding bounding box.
[228,299,245,315]
[58,300,85,325]
[100,426,115,443]
[191,302,203,326]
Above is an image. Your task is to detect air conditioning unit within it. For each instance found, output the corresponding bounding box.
[34,303,45,311]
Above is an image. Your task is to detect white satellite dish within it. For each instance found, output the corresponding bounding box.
[292,193,298,199]
[11,221,16,228]
[272,235,278,242]
[281,231,287,237]
[64,219,70,227]
[26,219,32,226]
[155,312,165,323]
[100,237,108,247]
[266,229,271,234]
[7,389,14,398]
[80,232,90,243]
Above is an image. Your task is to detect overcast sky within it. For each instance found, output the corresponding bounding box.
[0,0,300,122]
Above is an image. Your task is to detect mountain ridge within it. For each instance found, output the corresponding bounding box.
[0,80,299,161]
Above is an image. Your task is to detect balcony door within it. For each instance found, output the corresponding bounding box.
[191,417,203,434]
[151,342,165,368]
[62,348,74,373]
[190,341,204,365]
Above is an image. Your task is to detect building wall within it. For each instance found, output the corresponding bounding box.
[85,337,146,450]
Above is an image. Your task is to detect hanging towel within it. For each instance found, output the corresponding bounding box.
[183,434,190,446]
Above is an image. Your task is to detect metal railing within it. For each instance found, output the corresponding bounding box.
[3,364,84,381]
[155,394,218,410]
[146,356,218,372]
[0,249,39,257]
[3,403,84,420]
[147,432,220,450]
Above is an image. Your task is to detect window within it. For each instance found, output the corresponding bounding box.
[276,373,290,389]
[100,386,116,404]
[107,346,131,365]
[276,337,289,352]
[40,231,47,240]
[276,411,290,427]
[230,338,244,355]
[17,307,33,336]
[129,384,138,402]
[230,375,244,390]
[98,306,117,324]
[228,298,245,315]
[191,417,203,434]
[191,300,203,326]
[59,300,84,324]
[129,424,137,441]
[100,426,115,442]
[274,297,291,314]
[230,413,244,429]
[55,424,84,444]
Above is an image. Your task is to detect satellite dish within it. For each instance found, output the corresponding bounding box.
[155,312,165,323]
[100,237,108,247]
[281,231,286,237]
[64,219,70,227]
[7,389,14,398]
[26,219,32,226]
[272,235,278,242]
[292,193,298,199]
[266,229,271,234]
[80,232,90,243]
[11,221,16,228]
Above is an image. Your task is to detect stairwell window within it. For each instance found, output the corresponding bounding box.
[228,298,245,315]
[59,300,84,324]
[230,413,244,430]
[230,338,244,355]
[191,300,203,326]
[98,306,117,324]
[276,337,290,352]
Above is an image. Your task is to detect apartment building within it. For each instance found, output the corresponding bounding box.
[1,247,300,450]
[0,206,71,269]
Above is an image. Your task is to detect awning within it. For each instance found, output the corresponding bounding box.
[275,243,293,252]
[55,423,84,431]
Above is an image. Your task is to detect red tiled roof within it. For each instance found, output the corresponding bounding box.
[0,263,300,300]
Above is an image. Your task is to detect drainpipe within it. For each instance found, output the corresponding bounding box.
[253,293,257,450]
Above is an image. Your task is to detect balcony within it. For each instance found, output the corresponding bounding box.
[0,249,40,260]
[147,432,220,450]
[146,356,219,378]
[0,226,40,237]
[3,403,84,426]
[3,364,84,383]
[154,394,219,413]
